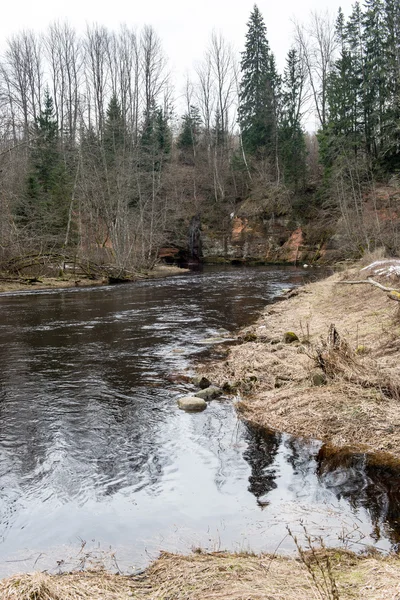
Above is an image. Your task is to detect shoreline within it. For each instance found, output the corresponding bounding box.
[1,549,400,599]
[200,262,400,462]
[0,264,189,295]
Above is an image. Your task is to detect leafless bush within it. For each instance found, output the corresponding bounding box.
[287,525,340,600]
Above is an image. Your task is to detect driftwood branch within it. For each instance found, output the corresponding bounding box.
[336,277,400,302]
[337,277,400,293]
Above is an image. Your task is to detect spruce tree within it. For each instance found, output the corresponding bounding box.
[280,48,306,189]
[103,94,126,163]
[383,0,400,167]
[238,5,279,157]
[177,105,202,163]
[18,90,70,240]
[139,104,171,171]
[363,0,388,158]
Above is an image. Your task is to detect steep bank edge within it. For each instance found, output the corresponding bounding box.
[200,266,400,460]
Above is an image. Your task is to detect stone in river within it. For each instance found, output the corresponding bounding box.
[194,386,222,400]
[192,375,212,389]
[177,396,207,412]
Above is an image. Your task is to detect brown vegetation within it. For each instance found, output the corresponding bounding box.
[201,262,400,459]
[0,264,188,294]
[1,550,400,600]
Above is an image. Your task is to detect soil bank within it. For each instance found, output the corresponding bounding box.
[201,262,400,460]
[0,265,188,294]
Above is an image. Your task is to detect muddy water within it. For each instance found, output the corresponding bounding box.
[0,266,399,576]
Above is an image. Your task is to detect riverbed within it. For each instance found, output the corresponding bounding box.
[0,266,398,577]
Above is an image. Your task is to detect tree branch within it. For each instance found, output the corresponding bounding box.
[336,277,400,293]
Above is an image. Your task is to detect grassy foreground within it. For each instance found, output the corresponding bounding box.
[203,260,400,460]
[1,550,400,599]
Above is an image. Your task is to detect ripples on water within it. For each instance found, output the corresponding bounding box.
[0,266,399,576]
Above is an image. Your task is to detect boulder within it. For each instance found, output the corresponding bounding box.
[192,375,212,389]
[194,386,223,401]
[177,396,207,412]
[240,333,257,342]
[222,381,238,393]
[283,331,299,344]
[310,370,327,386]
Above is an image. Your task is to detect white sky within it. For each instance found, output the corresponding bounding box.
[0,0,355,68]
[0,0,355,129]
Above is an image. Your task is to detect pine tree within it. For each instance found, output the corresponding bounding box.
[238,5,279,157]
[383,0,400,167]
[280,48,306,189]
[103,94,126,163]
[18,90,70,240]
[140,104,171,171]
[32,90,59,193]
[363,0,388,158]
[177,105,202,165]
[178,105,201,150]
[320,5,367,167]
[345,3,365,154]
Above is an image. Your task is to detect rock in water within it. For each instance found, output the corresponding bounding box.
[194,386,222,400]
[192,375,212,389]
[177,396,207,412]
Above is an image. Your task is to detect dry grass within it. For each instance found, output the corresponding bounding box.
[1,551,400,600]
[202,265,400,459]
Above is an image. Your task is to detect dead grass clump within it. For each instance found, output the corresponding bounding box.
[1,573,61,600]
[288,526,340,600]
[0,570,135,600]
[359,247,386,266]
[309,324,400,402]
[311,324,360,379]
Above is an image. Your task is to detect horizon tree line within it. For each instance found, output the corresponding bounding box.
[0,2,399,272]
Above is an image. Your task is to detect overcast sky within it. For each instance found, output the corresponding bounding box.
[0,0,355,68]
[0,0,355,128]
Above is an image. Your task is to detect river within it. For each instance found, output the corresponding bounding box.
[0,265,399,577]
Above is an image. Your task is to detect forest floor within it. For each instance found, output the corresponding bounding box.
[0,264,188,294]
[201,260,400,462]
[1,550,400,599]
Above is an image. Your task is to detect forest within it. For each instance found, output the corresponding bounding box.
[0,0,399,277]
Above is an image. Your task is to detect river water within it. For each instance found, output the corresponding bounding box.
[0,266,399,576]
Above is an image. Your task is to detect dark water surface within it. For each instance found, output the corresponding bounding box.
[0,266,399,576]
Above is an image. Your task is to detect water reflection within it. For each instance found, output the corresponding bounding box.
[317,446,400,548]
[243,427,280,506]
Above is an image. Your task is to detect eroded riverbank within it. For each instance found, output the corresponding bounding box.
[202,262,400,461]
[0,265,188,294]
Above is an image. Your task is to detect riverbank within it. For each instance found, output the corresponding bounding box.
[0,265,188,294]
[1,549,400,599]
[201,260,400,461]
